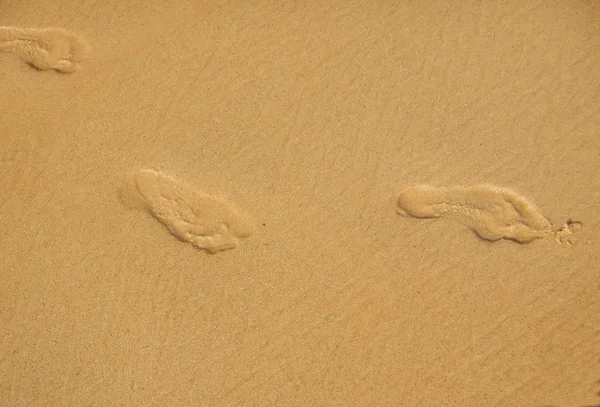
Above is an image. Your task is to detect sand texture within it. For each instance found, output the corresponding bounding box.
[1,1,599,406]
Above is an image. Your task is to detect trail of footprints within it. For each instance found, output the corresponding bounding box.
[0,27,580,249]
[123,169,580,253]
[0,26,89,72]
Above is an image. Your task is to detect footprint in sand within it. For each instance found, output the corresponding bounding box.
[396,184,554,243]
[0,26,89,72]
[120,169,256,254]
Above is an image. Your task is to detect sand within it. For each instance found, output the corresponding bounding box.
[0,1,599,406]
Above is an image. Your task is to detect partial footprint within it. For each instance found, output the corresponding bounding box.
[121,169,256,254]
[396,184,553,243]
[0,26,89,72]
[553,220,583,246]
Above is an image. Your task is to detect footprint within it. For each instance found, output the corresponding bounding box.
[554,219,583,246]
[396,184,553,243]
[0,26,89,73]
[121,169,256,254]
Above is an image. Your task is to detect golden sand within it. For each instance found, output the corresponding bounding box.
[1,1,598,405]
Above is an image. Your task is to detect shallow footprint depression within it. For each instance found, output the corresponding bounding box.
[396,184,553,243]
[122,169,256,254]
[0,26,89,72]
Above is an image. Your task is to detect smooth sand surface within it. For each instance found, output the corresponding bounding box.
[1,1,599,406]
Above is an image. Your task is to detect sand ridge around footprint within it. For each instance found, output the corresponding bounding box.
[121,169,256,254]
[0,26,89,72]
[396,184,554,243]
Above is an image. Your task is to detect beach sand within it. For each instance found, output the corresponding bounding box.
[1,1,599,405]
